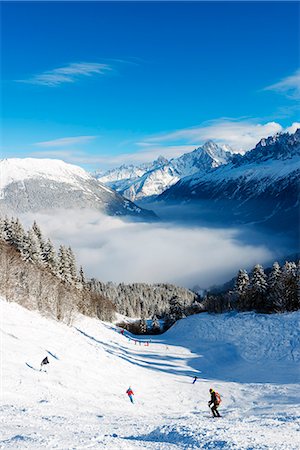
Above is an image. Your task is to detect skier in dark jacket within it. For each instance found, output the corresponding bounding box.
[208,388,221,417]
[40,356,49,371]
[192,376,198,384]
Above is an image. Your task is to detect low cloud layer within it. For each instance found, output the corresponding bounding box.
[142,119,296,154]
[20,210,274,289]
[23,120,300,171]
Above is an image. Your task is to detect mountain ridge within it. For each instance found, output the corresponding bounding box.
[158,129,300,233]
[0,158,157,220]
[97,141,233,201]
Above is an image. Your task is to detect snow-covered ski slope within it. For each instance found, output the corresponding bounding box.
[1,298,300,449]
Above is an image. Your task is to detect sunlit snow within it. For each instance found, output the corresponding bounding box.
[2,298,299,449]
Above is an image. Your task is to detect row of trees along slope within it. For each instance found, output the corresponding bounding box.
[203,261,299,314]
[113,259,300,335]
[0,216,115,323]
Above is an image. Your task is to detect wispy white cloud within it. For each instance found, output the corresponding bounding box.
[143,119,285,153]
[123,120,299,160]
[31,145,197,169]
[29,149,139,168]
[30,150,83,160]
[284,122,300,134]
[271,104,300,119]
[29,119,300,170]
[112,145,197,163]
[264,69,300,99]
[29,149,105,166]
[35,136,97,148]
[18,62,113,87]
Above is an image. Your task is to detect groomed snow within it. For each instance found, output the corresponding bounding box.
[1,298,300,449]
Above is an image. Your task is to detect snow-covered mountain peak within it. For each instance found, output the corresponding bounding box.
[256,128,300,150]
[159,129,300,234]
[201,140,220,152]
[235,129,300,166]
[98,164,146,185]
[153,155,169,166]
[201,140,234,155]
[97,156,170,187]
[0,157,91,190]
[0,158,156,219]
[97,141,232,201]
[174,141,231,171]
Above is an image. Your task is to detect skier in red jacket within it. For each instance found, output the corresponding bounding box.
[126,387,134,403]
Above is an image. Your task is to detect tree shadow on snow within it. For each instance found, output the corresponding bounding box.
[75,327,199,378]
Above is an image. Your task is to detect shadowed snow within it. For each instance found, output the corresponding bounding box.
[1,298,300,449]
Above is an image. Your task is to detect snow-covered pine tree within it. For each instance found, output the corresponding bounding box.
[151,315,160,333]
[32,221,46,264]
[58,245,72,284]
[169,296,186,321]
[282,261,298,311]
[268,262,285,312]
[0,216,5,240]
[3,217,13,246]
[67,246,78,285]
[249,264,268,312]
[21,229,43,264]
[32,221,42,241]
[11,218,26,252]
[78,266,86,288]
[234,269,250,310]
[43,238,58,274]
[139,317,147,334]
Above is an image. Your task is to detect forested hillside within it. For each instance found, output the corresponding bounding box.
[0,217,115,323]
[0,216,200,325]
[88,279,199,318]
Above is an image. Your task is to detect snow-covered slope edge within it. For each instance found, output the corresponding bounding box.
[167,312,300,383]
[0,158,157,220]
[2,297,300,449]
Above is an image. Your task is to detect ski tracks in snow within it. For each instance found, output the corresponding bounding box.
[2,300,300,449]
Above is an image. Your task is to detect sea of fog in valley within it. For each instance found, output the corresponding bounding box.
[18,203,296,290]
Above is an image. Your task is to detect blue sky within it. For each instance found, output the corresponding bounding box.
[1,1,299,170]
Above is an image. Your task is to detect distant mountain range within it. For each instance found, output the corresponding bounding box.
[96,141,232,201]
[159,129,300,233]
[0,158,156,220]
[96,129,300,234]
[2,129,299,233]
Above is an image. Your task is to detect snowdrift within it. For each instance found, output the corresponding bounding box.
[166,312,300,383]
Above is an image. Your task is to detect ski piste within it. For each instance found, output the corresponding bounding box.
[2,298,300,449]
